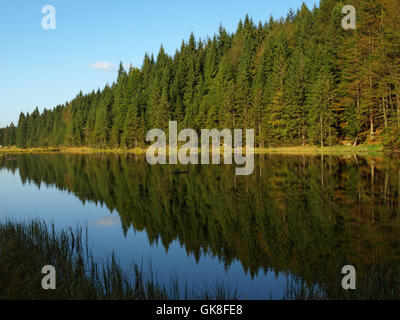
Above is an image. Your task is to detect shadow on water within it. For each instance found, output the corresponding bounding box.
[1,153,400,299]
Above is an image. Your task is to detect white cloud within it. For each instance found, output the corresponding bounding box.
[92,216,119,227]
[88,61,117,72]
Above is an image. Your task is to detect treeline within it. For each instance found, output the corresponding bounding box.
[1,0,399,148]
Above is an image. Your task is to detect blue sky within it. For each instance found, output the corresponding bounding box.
[0,0,319,127]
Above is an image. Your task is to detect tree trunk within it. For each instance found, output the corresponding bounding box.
[370,114,374,136]
[353,135,358,147]
[320,112,324,147]
[383,97,388,128]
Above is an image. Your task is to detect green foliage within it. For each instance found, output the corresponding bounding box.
[1,0,399,149]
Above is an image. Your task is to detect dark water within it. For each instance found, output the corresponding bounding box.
[1,153,400,299]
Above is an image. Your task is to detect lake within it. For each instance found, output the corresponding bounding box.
[1,153,399,299]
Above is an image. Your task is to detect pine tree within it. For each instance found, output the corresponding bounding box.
[3,2,399,150]
[16,113,27,147]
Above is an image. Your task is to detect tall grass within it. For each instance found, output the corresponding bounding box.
[283,275,325,300]
[0,219,237,300]
[283,266,400,300]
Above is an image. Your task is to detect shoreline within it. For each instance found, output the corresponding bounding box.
[0,144,384,156]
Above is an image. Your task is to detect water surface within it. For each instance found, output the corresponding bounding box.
[1,153,399,299]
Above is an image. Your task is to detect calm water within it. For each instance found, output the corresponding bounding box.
[1,153,400,299]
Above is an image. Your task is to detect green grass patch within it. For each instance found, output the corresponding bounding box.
[0,144,385,157]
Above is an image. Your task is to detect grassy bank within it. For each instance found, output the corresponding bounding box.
[0,146,146,155]
[0,147,62,154]
[0,144,384,156]
[259,144,383,156]
[0,219,237,300]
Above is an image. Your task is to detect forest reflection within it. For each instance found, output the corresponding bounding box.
[1,153,400,297]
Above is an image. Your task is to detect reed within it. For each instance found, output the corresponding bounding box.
[0,219,237,300]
